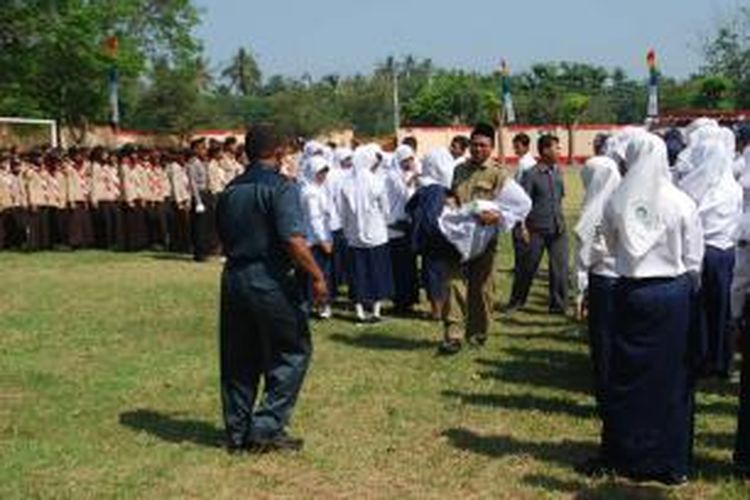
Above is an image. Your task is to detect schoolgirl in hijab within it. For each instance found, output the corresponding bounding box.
[573,155,621,469]
[340,144,393,323]
[592,130,704,485]
[299,156,335,319]
[675,123,743,379]
[386,145,420,314]
[328,147,354,295]
[731,152,750,478]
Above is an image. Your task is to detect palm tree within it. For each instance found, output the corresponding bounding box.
[221,47,262,96]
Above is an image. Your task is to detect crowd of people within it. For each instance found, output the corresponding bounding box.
[8,117,750,484]
[0,138,245,257]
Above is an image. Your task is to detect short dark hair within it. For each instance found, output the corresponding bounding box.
[593,134,610,156]
[537,134,559,154]
[471,123,496,145]
[512,133,530,148]
[190,138,205,151]
[245,124,286,161]
[402,136,418,151]
[450,135,470,150]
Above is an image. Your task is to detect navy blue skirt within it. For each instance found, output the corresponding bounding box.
[389,236,419,308]
[698,246,735,377]
[604,274,694,479]
[331,229,349,295]
[347,244,394,303]
[588,274,617,412]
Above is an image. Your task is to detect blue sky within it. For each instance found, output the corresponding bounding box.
[194,0,731,80]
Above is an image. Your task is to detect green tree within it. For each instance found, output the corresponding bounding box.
[221,48,262,96]
[0,0,201,137]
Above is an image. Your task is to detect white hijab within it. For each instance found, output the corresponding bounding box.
[341,144,387,244]
[575,156,622,252]
[604,126,643,170]
[421,147,456,188]
[675,137,734,204]
[607,131,672,258]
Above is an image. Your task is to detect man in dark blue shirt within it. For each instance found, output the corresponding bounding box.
[216,124,327,454]
[508,134,569,314]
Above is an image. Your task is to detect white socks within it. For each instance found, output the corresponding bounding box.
[355,303,367,321]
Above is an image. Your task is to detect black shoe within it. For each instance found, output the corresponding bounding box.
[437,340,462,356]
[467,336,487,348]
[225,440,248,455]
[503,302,523,314]
[624,470,689,487]
[250,432,305,453]
[574,457,612,478]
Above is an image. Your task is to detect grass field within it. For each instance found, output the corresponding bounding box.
[1,171,749,499]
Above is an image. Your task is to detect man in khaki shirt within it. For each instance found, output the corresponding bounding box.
[439,123,510,355]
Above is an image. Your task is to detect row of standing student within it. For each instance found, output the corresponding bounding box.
[574,120,750,484]
[0,141,245,258]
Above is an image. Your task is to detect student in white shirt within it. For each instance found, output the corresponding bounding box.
[327,147,353,298]
[340,144,392,323]
[300,156,335,319]
[731,155,750,477]
[386,145,420,314]
[675,124,743,378]
[573,155,621,463]
[508,133,537,308]
[586,130,704,485]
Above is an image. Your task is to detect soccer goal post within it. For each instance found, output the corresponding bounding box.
[0,117,59,148]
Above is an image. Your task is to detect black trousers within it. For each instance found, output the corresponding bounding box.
[6,208,28,249]
[220,268,312,448]
[95,201,123,250]
[510,229,569,312]
[736,299,750,471]
[168,203,191,253]
[191,191,215,261]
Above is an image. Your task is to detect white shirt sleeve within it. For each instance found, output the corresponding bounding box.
[303,188,331,245]
[682,206,705,274]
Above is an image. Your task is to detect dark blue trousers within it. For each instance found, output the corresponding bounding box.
[736,298,750,472]
[219,266,311,447]
[299,245,333,308]
[604,274,694,479]
[698,246,735,377]
[389,236,419,310]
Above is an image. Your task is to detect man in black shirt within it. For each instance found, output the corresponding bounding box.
[508,134,569,314]
[216,124,327,454]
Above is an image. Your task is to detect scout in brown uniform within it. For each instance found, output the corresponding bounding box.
[166,151,191,253]
[90,148,122,249]
[144,152,169,249]
[45,154,67,248]
[438,123,510,355]
[0,154,12,248]
[64,149,94,249]
[7,158,29,248]
[119,150,147,251]
[24,154,49,250]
